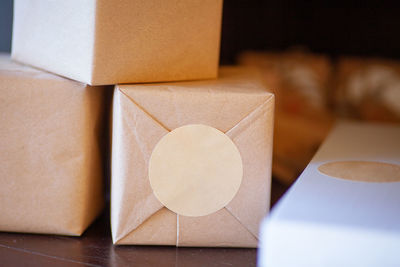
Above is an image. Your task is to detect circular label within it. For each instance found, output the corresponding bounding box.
[318,161,400,183]
[148,124,243,217]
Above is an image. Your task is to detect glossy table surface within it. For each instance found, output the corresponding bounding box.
[0,179,288,267]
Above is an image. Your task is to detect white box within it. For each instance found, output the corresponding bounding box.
[259,121,400,267]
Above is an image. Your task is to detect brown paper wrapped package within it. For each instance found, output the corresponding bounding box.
[111,67,274,247]
[11,0,223,85]
[0,54,106,236]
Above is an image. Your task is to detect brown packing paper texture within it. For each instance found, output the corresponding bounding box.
[0,54,107,236]
[111,67,274,247]
[12,0,223,85]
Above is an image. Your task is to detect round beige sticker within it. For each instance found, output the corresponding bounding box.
[148,124,243,217]
[318,161,400,183]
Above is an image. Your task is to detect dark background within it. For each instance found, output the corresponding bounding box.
[1,2,400,63]
[220,3,400,63]
[0,0,13,52]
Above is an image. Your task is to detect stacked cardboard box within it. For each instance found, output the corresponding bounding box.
[111,67,274,247]
[3,0,275,247]
[0,54,107,235]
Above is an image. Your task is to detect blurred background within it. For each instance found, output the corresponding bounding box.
[2,1,400,194]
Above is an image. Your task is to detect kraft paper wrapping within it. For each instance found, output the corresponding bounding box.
[0,54,107,236]
[12,0,223,85]
[111,67,275,247]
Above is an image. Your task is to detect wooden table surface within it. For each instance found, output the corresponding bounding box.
[0,179,288,267]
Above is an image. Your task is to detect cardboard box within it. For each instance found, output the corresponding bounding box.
[259,121,400,267]
[11,0,223,85]
[111,67,275,247]
[0,54,107,236]
[239,51,334,185]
